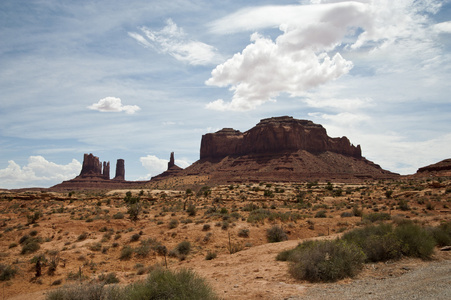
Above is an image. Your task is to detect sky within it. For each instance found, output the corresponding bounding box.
[1,0,451,189]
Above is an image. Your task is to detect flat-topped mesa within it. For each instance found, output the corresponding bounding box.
[200,116,361,160]
[113,159,125,181]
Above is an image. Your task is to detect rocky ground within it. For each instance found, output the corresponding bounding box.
[1,178,450,299]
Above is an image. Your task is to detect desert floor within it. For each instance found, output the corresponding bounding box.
[1,178,450,299]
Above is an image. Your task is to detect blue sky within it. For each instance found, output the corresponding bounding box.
[1,0,450,189]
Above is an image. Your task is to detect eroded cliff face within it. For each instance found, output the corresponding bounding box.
[200,116,361,160]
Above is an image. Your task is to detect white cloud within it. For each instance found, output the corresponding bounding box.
[129,19,221,66]
[434,21,451,33]
[206,0,447,111]
[87,97,141,114]
[206,33,353,111]
[0,156,81,189]
[139,154,190,180]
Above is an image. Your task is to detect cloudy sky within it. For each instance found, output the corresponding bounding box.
[1,0,450,189]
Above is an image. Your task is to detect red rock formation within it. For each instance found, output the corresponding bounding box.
[416,159,451,176]
[184,116,396,183]
[200,116,361,160]
[168,152,175,169]
[114,159,125,181]
[79,153,103,176]
[103,161,110,180]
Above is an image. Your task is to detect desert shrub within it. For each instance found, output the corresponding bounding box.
[0,264,17,281]
[113,212,124,219]
[342,224,402,262]
[238,228,250,238]
[77,232,88,241]
[98,272,120,284]
[9,242,18,249]
[168,219,179,229]
[21,239,40,254]
[266,225,288,243]
[394,223,435,259]
[130,233,141,242]
[430,221,451,246]
[205,251,217,260]
[135,243,151,258]
[398,200,410,211]
[352,206,362,217]
[363,212,391,223]
[174,241,191,256]
[120,246,134,260]
[314,210,327,218]
[123,268,218,300]
[88,242,102,252]
[288,240,365,282]
[128,203,141,221]
[247,209,271,223]
[340,212,353,218]
[46,283,111,300]
[186,204,197,216]
[202,224,211,231]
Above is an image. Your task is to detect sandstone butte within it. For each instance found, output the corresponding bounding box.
[51,116,408,191]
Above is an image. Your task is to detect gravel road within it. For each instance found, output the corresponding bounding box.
[294,260,451,300]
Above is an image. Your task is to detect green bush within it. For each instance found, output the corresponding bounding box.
[288,240,365,282]
[266,225,288,243]
[430,221,451,246]
[394,223,435,259]
[342,223,402,262]
[174,241,191,256]
[124,268,218,300]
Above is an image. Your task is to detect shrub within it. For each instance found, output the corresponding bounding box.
[394,223,435,259]
[21,239,40,254]
[113,212,124,219]
[288,240,365,282]
[46,283,111,300]
[266,225,288,243]
[169,219,179,229]
[342,224,402,262]
[202,224,211,231]
[124,268,218,300]
[128,203,141,221]
[363,212,391,223]
[130,233,141,242]
[77,232,88,241]
[0,264,17,281]
[174,241,191,256]
[314,210,327,218]
[205,251,217,260]
[186,204,197,216]
[430,221,451,246]
[238,228,250,238]
[98,272,120,284]
[120,246,134,260]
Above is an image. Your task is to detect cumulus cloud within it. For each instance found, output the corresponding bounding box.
[87,97,141,114]
[139,155,190,180]
[206,33,353,111]
[0,156,81,189]
[206,0,446,111]
[129,19,221,66]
